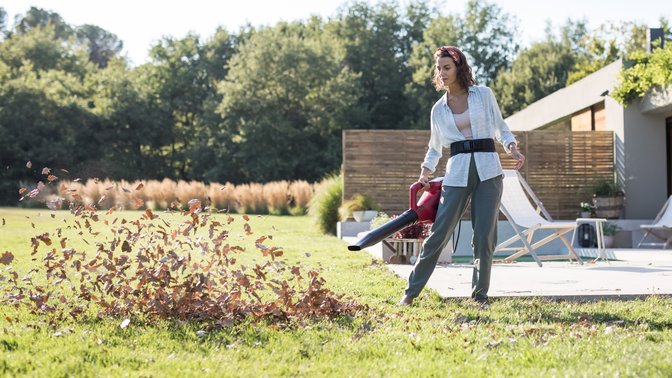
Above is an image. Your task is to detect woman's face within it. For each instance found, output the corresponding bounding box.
[436,56,458,88]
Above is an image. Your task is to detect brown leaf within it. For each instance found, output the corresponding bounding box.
[42,167,50,175]
[105,185,114,191]
[133,197,144,209]
[122,187,131,193]
[37,182,46,191]
[26,161,32,168]
[97,195,107,205]
[2,218,5,226]
[135,183,144,191]
[121,240,131,252]
[242,214,250,221]
[19,187,27,194]
[47,175,58,182]
[244,223,253,235]
[0,251,14,265]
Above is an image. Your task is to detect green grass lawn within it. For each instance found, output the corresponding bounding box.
[1,207,671,377]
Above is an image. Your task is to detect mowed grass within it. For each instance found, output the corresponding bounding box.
[1,208,672,377]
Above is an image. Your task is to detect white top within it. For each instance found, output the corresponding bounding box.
[421,85,518,187]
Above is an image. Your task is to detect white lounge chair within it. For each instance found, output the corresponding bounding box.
[495,170,584,267]
[637,195,672,249]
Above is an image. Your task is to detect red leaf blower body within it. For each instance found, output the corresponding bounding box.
[348,178,443,251]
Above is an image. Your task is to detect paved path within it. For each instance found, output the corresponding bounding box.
[382,249,672,299]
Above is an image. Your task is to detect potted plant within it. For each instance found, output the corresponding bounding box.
[579,202,594,218]
[592,180,625,219]
[602,222,621,248]
[338,194,379,222]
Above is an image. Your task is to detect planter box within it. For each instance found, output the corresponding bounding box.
[352,210,377,222]
[593,196,624,219]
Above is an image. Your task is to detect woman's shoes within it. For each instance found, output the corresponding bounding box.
[397,295,414,306]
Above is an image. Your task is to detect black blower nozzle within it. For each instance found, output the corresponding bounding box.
[347,209,419,251]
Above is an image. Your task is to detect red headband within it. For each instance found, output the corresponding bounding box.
[437,46,460,64]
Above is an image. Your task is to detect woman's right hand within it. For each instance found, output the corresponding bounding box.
[418,175,430,189]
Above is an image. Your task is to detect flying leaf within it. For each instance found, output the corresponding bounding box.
[97,195,107,205]
[135,183,144,191]
[42,167,50,175]
[19,187,27,194]
[37,182,45,191]
[242,215,250,221]
[26,161,32,168]
[188,199,201,214]
[105,185,114,191]
[133,197,144,209]
[122,187,131,193]
[46,198,62,210]
[0,251,14,265]
[47,175,58,182]
[120,318,130,329]
[60,169,69,174]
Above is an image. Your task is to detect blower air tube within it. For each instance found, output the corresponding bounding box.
[347,209,419,251]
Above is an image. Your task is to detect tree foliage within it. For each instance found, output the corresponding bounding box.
[612,43,672,104]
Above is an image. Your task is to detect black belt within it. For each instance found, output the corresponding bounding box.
[450,138,496,156]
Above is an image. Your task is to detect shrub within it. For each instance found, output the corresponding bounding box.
[593,180,624,196]
[338,194,379,221]
[288,180,314,215]
[209,182,237,213]
[264,181,290,215]
[309,173,342,235]
[235,183,267,214]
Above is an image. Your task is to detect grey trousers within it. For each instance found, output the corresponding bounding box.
[405,155,503,299]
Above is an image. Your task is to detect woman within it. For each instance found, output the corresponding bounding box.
[399,46,525,306]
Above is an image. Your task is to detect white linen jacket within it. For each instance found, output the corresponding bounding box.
[421,85,517,187]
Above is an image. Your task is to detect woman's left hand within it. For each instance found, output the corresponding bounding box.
[511,146,526,170]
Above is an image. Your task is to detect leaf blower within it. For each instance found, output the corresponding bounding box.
[348,177,443,251]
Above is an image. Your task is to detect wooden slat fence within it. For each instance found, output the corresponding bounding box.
[342,130,615,220]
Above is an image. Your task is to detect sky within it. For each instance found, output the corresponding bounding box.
[2,0,670,65]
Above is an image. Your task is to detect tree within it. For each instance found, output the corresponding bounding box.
[491,40,575,117]
[460,0,519,85]
[15,7,73,40]
[0,7,7,38]
[216,21,362,183]
[75,24,123,68]
[566,21,647,85]
[405,0,518,127]
[327,0,429,130]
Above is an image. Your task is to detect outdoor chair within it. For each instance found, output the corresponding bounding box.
[495,169,584,267]
[637,195,672,248]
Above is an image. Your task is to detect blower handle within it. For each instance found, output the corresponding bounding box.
[409,181,424,211]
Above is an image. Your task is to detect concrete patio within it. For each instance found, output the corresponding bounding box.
[345,237,672,299]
